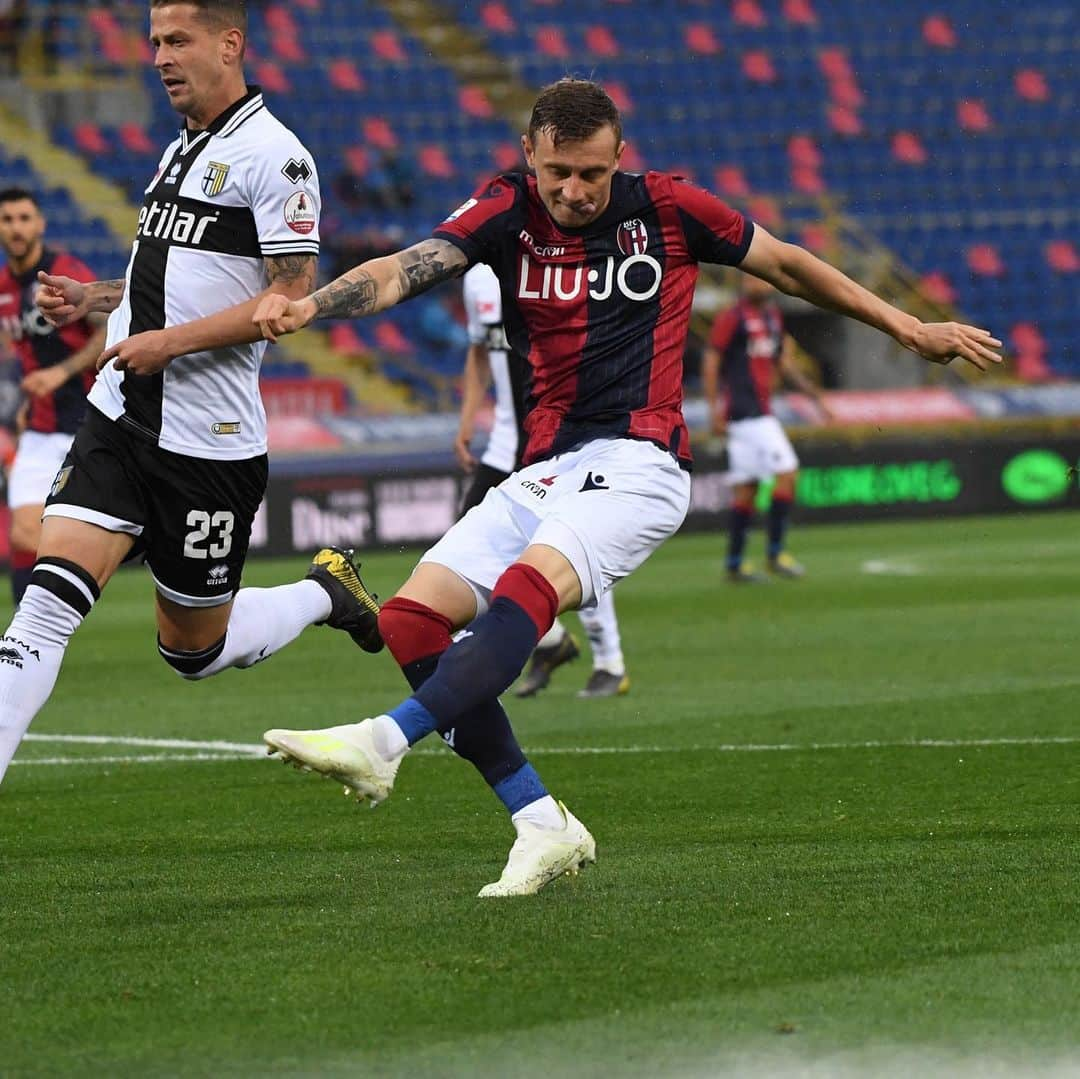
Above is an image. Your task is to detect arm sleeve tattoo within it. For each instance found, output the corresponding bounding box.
[311,239,468,320]
[266,254,317,292]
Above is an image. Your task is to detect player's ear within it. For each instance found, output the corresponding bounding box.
[521,134,536,171]
[221,27,244,66]
[613,140,626,169]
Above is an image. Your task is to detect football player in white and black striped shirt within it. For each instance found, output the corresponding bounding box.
[0,0,381,785]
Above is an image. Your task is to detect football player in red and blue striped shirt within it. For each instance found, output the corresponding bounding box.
[251,78,1001,897]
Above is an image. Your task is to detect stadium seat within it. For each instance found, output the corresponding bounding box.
[604,82,633,114]
[684,24,721,56]
[1014,69,1050,102]
[328,322,371,358]
[344,146,370,175]
[892,132,928,165]
[828,105,863,136]
[253,61,291,94]
[328,59,366,92]
[967,244,1004,277]
[584,25,620,58]
[374,321,415,356]
[741,51,777,84]
[1046,241,1079,273]
[747,196,781,230]
[119,122,155,154]
[371,30,406,62]
[459,85,495,119]
[957,100,993,132]
[1009,323,1054,382]
[787,135,821,169]
[492,142,523,171]
[715,165,750,199]
[419,146,455,179]
[918,272,956,306]
[782,0,818,26]
[74,122,110,156]
[481,2,516,33]
[535,26,570,58]
[791,166,824,195]
[922,14,956,49]
[732,0,766,29]
[363,117,399,151]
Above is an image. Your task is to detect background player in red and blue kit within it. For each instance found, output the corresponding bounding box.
[243,78,1000,898]
[0,187,104,604]
[703,275,832,581]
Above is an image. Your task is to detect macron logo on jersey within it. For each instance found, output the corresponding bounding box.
[137,200,220,247]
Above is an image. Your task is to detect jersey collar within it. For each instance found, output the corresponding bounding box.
[179,84,264,151]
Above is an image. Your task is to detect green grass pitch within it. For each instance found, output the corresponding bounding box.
[2,512,1078,1076]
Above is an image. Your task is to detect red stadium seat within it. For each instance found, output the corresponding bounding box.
[271,35,306,64]
[371,30,406,62]
[459,85,495,118]
[263,5,296,33]
[1009,323,1054,382]
[782,0,817,26]
[827,105,863,135]
[374,321,415,356]
[74,122,109,156]
[619,143,645,172]
[919,272,955,305]
[741,51,776,84]
[747,196,781,230]
[800,225,830,253]
[119,122,155,154]
[732,0,766,28]
[714,165,750,199]
[535,26,570,58]
[363,117,399,150]
[344,146,370,175]
[1045,240,1079,273]
[787,134,821,169]
[891,131,927,165]
[604,82,634,113]
[922,14,956,48]
[481,2,516,32]
[957,99,992,132]
[966,244,1004,277]
[684,24,721,56]
[329,323,371,358]
[584,25,620,57]
[492,142,523,171]
[419,146,455,179]
[817,47,853,81]
[328,59,365,92]
[791,166,824,195]
[828,78,864,110]
[293,0,320,9]
[1014,69,1050,102]
[254,61,291,94]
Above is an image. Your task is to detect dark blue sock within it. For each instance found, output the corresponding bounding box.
[388,632,530,788]
[727,507,752,570]
[767,498,792,559]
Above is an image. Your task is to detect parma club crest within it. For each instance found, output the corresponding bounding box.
[202,161,230,198]
[617,219,648,256]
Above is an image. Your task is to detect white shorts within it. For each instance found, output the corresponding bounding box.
[7,430,75,510]
[420,437,691,611]
[726,415,799,485]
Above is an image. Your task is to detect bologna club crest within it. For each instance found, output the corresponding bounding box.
[616,219,648,256]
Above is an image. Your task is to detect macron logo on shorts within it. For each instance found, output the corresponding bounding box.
[579,472,610,493]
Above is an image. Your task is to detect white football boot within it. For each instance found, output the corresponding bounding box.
[264,720,400,807]
[478,801,596,898]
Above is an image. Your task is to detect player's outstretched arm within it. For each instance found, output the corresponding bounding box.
[739,227,1002,371]
[36,273,126,328]
[253,239,468,342]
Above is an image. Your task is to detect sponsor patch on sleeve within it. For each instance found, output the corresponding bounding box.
[284,191,317,235]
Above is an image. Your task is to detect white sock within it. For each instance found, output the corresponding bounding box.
[536,617,567,651]
[578,589,624,675]
[370,713,409,760]
[169,580,331,680]
[512,794,565,830]
[0,572,96,785]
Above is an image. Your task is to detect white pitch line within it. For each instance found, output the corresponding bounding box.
[11,732,1080,769]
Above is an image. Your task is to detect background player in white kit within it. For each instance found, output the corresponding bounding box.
[0,0,380,787]
[455,263,629,699]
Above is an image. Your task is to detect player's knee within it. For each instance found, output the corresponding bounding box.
[13,557,101,646]
[378,597,453,668]
[157,635,226,680]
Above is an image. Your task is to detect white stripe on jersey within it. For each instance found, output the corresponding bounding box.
[463,263,519,474]
[90,90,321,461]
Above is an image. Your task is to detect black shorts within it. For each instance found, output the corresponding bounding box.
[44,407,268,607]
[458,462,511,518]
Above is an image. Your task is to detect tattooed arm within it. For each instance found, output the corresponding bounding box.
[253,239,469,341]
[36,275,127,327]
[95,254,319,375]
